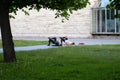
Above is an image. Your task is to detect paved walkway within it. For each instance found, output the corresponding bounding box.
[0,39,120,54]
[0,45,56,53]
[69,39,120,45]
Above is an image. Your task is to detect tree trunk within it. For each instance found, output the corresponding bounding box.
[0,3,16,62]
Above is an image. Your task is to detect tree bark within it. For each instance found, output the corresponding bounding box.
[0,3,16,62]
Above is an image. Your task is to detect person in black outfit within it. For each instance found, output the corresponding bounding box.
[48,37,60,46]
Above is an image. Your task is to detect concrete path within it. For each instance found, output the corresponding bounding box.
[0,39,120,54]
[0,45,57,53]
[69,39,120,45]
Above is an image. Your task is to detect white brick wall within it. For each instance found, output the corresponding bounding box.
[10,0,99,38]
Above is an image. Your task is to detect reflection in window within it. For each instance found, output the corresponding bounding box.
[116,11,120,32]
[102,10,105,32]
[97,10,100,32]
[107,10,115,32]
[97,9,106,32]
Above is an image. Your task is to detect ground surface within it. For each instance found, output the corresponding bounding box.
[0,38,120,53]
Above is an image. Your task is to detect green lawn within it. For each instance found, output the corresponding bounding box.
[0,40,48,48]
[0,45,120,80]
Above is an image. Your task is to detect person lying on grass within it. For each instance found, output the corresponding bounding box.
[48,37,75,46]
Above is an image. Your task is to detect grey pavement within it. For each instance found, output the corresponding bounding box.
[0,45,57,53]
[69,39,120,45]
[0,39,120,54]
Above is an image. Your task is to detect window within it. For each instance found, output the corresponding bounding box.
[116,11,120,32]
[107,10,115,32]
[92,8,120,34]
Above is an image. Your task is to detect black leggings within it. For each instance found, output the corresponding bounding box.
[48,37,59,46]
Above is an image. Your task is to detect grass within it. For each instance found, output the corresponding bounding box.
[0,40,48,47]
[0,45,120,80]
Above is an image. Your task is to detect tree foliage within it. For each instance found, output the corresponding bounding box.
[107,0,120,17]
[9,0,90,20]
[107,0,120,9]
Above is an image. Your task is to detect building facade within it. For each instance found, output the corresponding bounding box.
[9,0,120,39]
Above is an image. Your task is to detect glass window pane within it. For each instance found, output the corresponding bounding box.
[97,10,100,32]
[107,10,115,32]
[102,10,106,32]
[116,10,120,32]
